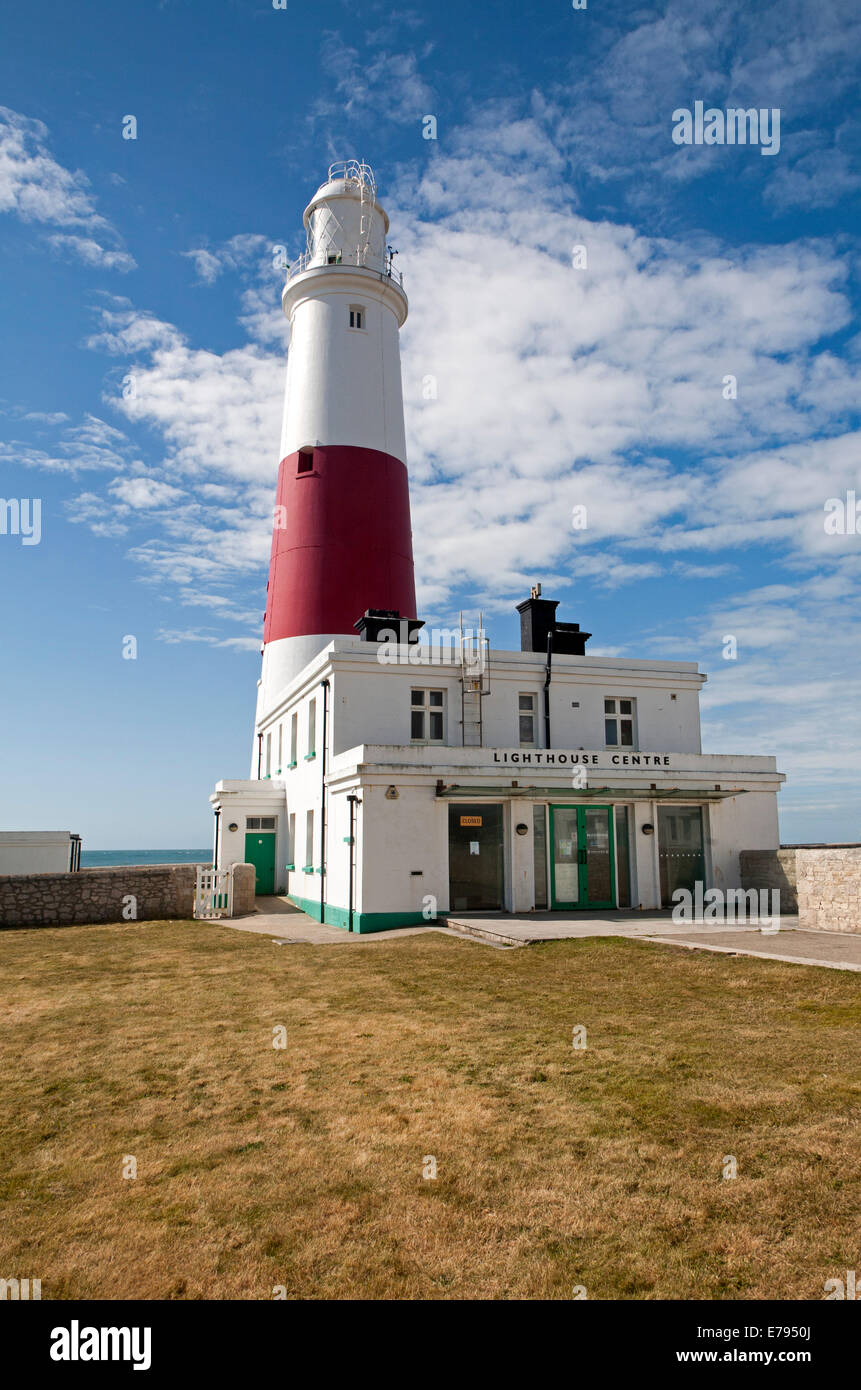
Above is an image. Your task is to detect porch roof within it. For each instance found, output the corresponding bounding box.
[433,784,747,801]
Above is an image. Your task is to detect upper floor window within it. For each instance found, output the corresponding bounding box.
[307,699,317,758]
[290,711,298,766]
[411,688,445,743]
[519,693,537,747]
[605,697,636,748]
[348,305,365,330]
[265,731,272,776]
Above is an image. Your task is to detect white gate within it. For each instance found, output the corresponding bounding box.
[194,865,233,920]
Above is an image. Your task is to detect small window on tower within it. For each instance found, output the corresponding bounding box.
[348,306,365,330]
[297,451,314,473]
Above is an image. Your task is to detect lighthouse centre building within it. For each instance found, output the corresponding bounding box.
[210,162,785,930]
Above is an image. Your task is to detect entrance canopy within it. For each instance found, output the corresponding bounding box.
[434,784,747,801]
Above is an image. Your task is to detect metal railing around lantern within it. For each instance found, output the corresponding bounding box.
[284,246,405,290]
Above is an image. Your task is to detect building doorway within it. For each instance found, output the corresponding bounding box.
[657,806,705,907]
[448,803,504,910]
[549,805,616,909]
[245,828,276,895]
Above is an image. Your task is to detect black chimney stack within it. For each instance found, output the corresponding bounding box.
[354,609,425,643]
[516,586,591,656]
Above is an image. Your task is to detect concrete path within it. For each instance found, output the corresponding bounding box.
[646,926,861,972]
[443,910,861,971]
[219,899,861,971]
[224,896,445,946]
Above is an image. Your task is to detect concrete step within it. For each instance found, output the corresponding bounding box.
[441,916,528,949]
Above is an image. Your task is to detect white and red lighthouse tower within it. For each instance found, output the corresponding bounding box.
[255,161,416,734]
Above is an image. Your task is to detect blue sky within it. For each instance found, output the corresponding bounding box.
[1,0,859,847]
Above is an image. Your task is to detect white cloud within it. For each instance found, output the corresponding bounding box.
[0,413,133,473]
[315,33,434,127]
[0,106,135,269]
[181,233,271,286]
[156,627,260,651]
[65,491,129,537]
[108,477,185,509]
[48,233,136,273]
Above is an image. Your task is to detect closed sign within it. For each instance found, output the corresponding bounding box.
[460,815,482,827]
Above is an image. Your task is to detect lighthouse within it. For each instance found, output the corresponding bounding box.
[255,161,417,741]
[210,160,783,926]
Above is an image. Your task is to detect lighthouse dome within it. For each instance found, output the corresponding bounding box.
[301,161,390,276]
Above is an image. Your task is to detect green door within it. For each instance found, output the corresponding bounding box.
[245,832,276,896]
[550,805,616,909]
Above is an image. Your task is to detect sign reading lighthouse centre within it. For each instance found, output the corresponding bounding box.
[491,751,673,767]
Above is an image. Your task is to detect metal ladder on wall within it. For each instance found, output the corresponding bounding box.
[356,162,376,266]
[459,613,490,747]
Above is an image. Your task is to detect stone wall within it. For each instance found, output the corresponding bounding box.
[741,845,861,932]
[740,848,799,914]
[1,863,203,929]
[796,847,861,934]
[231,864,256,917]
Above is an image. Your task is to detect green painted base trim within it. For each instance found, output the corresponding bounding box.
[286,894,428,934]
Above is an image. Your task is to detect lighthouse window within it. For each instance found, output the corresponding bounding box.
[519,693,537,747]
[297,451,314,473]
[604,698,636,749]
[411,688,445,743]
[348,306,365,330]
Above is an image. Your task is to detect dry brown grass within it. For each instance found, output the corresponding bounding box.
[1,920,859,1300]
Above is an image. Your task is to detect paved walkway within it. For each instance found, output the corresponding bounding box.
[220,899,861,971]
[225,896,443,946]
[444,910,861,971]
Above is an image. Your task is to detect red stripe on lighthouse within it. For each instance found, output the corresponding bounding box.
[263,445,417,643]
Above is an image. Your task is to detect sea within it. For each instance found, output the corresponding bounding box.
[80,849,212,868]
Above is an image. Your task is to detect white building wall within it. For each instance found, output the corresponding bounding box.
[0,832,72,875]
[706,791,781,895]
[511,807,533,912]
[355,784,448,920]
[263,642,705,757]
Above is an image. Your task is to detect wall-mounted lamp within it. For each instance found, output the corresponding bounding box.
[515,822,529,836]
[642,823,655,835]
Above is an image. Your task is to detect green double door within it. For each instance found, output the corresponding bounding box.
[549,805,616,909]
[245,831,275,896]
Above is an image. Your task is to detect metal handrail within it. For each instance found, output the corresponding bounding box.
[326,159,376,191]
[285,247,405,289]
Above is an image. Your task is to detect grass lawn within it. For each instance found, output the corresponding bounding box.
[1,920,858,1300]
